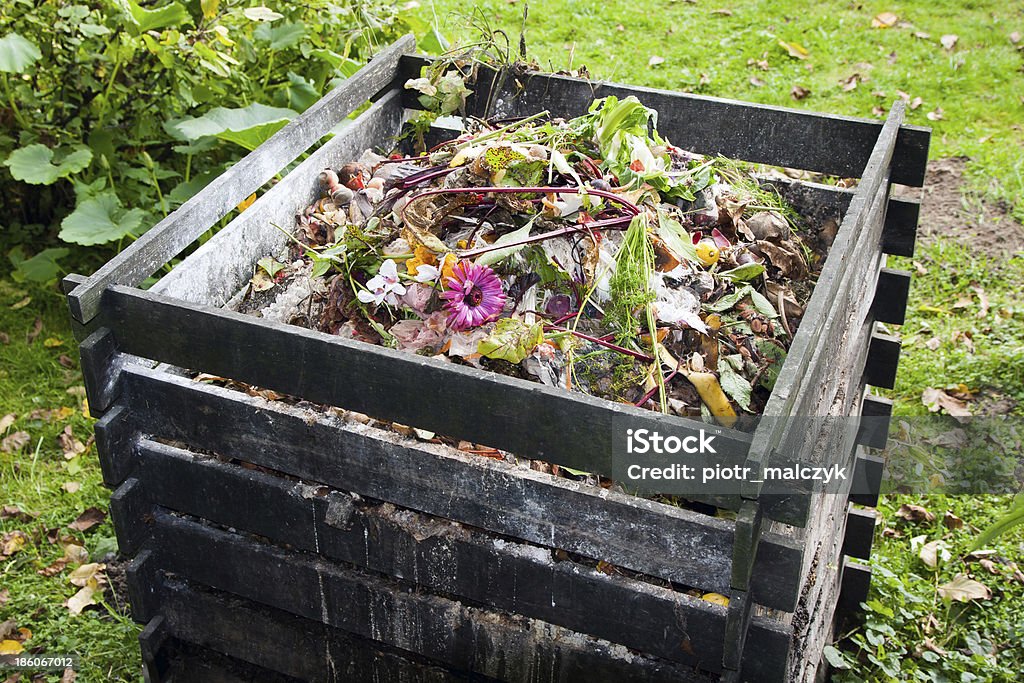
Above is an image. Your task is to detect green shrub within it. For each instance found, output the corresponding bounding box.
[0,0,428,281]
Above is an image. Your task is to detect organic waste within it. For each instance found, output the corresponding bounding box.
[244,93,833,427]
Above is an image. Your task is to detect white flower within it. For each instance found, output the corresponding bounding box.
[412,263,441,283]
[357,259,407,307]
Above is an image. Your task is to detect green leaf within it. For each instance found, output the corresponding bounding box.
[720,262,766,282]
[254,21,305,50]
[418,26,450,55]
[0,33,41,73]
[477,319,545,364]
[257,257,285,278]
[704,285,751,313]
[655,210,699,265]
[822,645,851,670]
[749,288,779,318]
[970,491,1024,551]
[4,144,93,185]
[8,247,69,283]
[243,6,283,21]
[59,193,148,246]
[120,0,191,33]
[475,219,536,267]
[718,361,752,411]
[755,339,787,390]
[165,103,297,151]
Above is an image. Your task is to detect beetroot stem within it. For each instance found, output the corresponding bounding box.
[544,325,654,362]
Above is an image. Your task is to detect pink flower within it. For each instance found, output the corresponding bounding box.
[440,261,506,330]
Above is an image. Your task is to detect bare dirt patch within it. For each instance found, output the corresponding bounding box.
[907,157,1024,258]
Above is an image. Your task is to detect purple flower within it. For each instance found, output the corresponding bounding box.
[440,261,506,330]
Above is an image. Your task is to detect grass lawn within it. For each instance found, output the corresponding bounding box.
[2,1,1022,681]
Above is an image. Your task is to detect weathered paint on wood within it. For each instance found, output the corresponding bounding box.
[67,36,416,324]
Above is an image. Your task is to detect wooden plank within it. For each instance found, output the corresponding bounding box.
[152,89,409,309]
[109,477,150,558]
[399,56,930,186]
[721,588,753,672]
[157,578,475,683]
[130,438,791,677]
[151,523,718,683]
[117,365,803,611]
[842,506,877,560]
[872,267,912,326]
[857,393,893,450]
[849,450,885,507]
[883,197,920,257]
[138,616,170,683]
[836,558,872,621]
[92,284,753,499]
[151,638,307,683]
[126,548,160,623]
[94,405,135,487]
[67,36,416,324]
[78,327,122,416]
[864,329,902,389]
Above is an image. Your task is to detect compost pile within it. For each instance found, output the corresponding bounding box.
[251,95,828,425]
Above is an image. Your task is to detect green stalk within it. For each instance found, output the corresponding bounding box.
[1,73,29,129]
[454,109,550,150]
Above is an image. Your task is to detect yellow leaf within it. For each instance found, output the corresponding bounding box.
[0,639,24,655]
[44,337,64,347]
[2,531,28,556]
[201,0,220,19]
[778,39,809,59]
[701,592,730,606]
[68,562,105,587]
[66,582,100,615]
[237,193,257,212]
[82,398,91,420]
[17,627,31,640]
[872,11,898,28]
[55,406,75,421]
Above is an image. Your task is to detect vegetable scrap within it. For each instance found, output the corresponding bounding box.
[247,94,833,424]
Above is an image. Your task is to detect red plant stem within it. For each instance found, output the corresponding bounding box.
[544,325,654,362]
[409,185,642,216]
[634,366,680,407]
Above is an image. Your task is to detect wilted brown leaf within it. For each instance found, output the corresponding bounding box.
[937,574,991,602]
[910,96,923,110]
[68,507,106,533]
[791,85,811,100]
[924,336,941,350]
[896,503,936,524]
[872,105,887,117]
[871,11,898,28]
[749,76,765,87]
[922,387,971,421]
[60,669,76,683]
[940,34,959,50]
[58,426,86,460]
[840,73,861,91]
[913,31,931,40]
[0,413,14,432]
[943,511,964,529]
[918,539,949,568]
[1,505,35,522]
[58,355,75,369]
[66,582,101,615]
[26,318,42,343]
[972,285,989,318]
[0,431,30,453]
[1,531,29,557]
[927,107,944,121]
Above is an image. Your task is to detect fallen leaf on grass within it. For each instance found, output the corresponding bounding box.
[647,55,665,68]
[978,558,1000,574]
[711,8,733,16]
[1,505,36,522]
[0,639,23,655]
[922,387,971,420]
[68,507,106,532]
[937,574,991,602]
[943,511,964,529]
[910,96,923,110]
[791,85,811,100]
[26,318,42,343]
[58,426,86,459]
[43,337,63,348]
[940,34,959,50]
[926,108,944,121]
[1011,31,1021,44]
[58,354,76,369]
[62,482,81,493]
[871,11,898,28]
[0,589,8,606]
[10,297,31,310]
[60,669,76,683]
[1,531,29,557]
[778,39,809,59]
[840,74,862,91]
[918,539,950,568]
[924,336,941,350]
[0,413,14,432]
[913,31,931,40]
[972,285,989,318]
[66,582,101,615]
[896,503,936,523]
[872,105,886,117]
[0,431,30,453]
[749,76,765,87]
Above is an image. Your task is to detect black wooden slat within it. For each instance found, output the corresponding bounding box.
[67,36,416,324]
[151,518,717,683]
[127,439,791,678]
[95,284,752,494]
[856,394,893,450]
[147,637,308,683]
[109,477,149,557]
[152,90,408,309]
[79,327,122,416]
[836,558,872,620]
[157,578,473,683]
[115,365,802,611]
[94,405,134,487]
[138,616,172,683]
[849,451,885,507]
[871,268,912,326]
[883,197,921,257]
[125,548,159,623]
[399,56,930,187]
[842,506,877,560]
[864,331,902,389]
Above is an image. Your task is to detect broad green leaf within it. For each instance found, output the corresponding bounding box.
[718,361,752,411]
[822,646,850,670]
[4,144,93,185]
[283,72,318,111]
[478,319,545,364]
[166,103,297,151]
[257,257,285,277]
[475,219,536,267]
[120,0,191,33]
[309,49,362,76]
[0,33,41,73]
[418,26,450,55]
[755,339,786,390]
[749,288,779,318]
[655,210,699,265]
[254,21,305,50]
[704,285,751,313]
[60,193,148,245]
[8,247,69,283]
[243,6,283,21]
[720,262,766,282]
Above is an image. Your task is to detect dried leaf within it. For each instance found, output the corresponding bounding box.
[918,539,949,568]
[68,507,106,532]
[910,96,923,110]
[943,511,964,530]
[62,482,81,494]
[790,85,810,100]
[711,8,733,15]
[749,76,765,87]
[871,11,899,28]
[913,31,931,40]
[922,387,971,421]
[1010,31,1021,44]
[66,581,101,615]
[778,39,809,59]
[10,296,31,310]
[0,639,24,655]
[940,34,959,50]
[26,317,42,343]
[840,74,860,92]
[1,505,35,522]
[937,574,991,602]
[972,285,989,318]
[925,336,941,350]
[647,55,665,68]
[0,431,30,453]
[926,107,944,121]
[1,531,29,557]
[68,562,105,587]
[0,413,15,432]
[896,504,936,524]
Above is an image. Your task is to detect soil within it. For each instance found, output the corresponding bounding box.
[906,157,1024,258]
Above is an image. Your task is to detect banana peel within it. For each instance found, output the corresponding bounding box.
[655,343,738,428]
